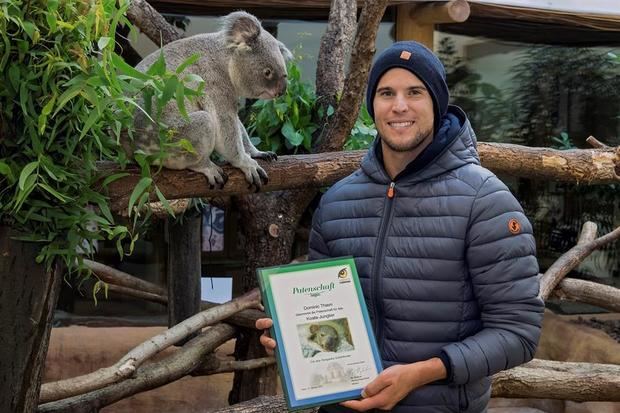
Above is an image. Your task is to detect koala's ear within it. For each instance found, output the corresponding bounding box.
[223,11,261,51]
[278,40,293,61]
[309,324,319,334]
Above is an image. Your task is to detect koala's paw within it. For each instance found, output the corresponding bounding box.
[242,163,269,192]
[252,151,277,162]
[193,165,228,189]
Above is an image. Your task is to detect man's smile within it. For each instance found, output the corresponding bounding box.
[387,120,415,129]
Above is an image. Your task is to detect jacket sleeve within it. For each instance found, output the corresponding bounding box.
[441,175,545,385]
[308,203,330,260]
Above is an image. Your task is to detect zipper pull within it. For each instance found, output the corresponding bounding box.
[387,182,395,199]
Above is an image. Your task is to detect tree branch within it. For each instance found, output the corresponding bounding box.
[539,222,620,299]
[38,323,235,412]
[314,0,390,152]
[491,359,620,402]
[126,0,182,45]
[39,289,260,403]
[314,0,357,133]
[85,259,166,296]
[192,356,276,376]
[100,144,620,212]
[551,278,620,313]
[198,359,620,413]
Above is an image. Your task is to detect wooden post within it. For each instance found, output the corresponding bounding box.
[167,210,202,344]
[0,226,62,412]
[396,0,470,48]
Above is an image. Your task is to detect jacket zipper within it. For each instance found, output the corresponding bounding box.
[371,181,396,355]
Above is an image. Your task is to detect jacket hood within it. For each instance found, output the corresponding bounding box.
[361,105,480,184]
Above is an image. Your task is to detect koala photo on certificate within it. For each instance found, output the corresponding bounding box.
[257,257,382,410]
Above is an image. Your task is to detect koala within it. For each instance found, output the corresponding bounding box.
[128,11,292,189]
[308,323,341,353]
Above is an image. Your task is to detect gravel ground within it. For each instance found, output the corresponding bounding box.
[572,317,620,343]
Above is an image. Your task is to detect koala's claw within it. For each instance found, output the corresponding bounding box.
[193,165,227,190]
[253,151,277,162]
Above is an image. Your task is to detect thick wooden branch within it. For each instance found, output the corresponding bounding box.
[39,289,260,403]
[201,359,620,412]
[107,284,168,305]
[100,143,620,212]
[84,260,265,328]
[314,0,390,152]
[315,0,356,112]
[207,395,316,413]
[85,258,166,296]
[38,323,235,413]
[479,143,620,184]
[126,0,182,45]
[539,222,620,299]
[552,278,620,313]
[492,359,620,402]
[192,356,276,376]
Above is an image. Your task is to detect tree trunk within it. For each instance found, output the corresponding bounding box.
[167,210,202,345]
[0,226,62,413]
[228,190,311,403]
[314,0,356,130]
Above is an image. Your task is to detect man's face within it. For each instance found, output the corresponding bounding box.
[372,68,434,153]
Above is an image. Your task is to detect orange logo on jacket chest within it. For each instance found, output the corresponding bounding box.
[508,218,521,234]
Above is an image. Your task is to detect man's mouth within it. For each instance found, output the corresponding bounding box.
[388,121,415,129]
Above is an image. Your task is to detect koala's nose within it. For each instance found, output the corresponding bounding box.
[278,76,287,96]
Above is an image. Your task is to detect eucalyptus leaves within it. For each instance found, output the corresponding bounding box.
[0,0,200,273]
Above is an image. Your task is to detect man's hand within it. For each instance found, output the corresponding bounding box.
[255,317,276,356]
[340,358,447,412]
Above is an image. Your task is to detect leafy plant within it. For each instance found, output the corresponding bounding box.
[510,46,620,147]
[437,37,514,143]
[344,104,377,151]
[0,0,201,273]
[550,132,575,150]
[245,59,321,154]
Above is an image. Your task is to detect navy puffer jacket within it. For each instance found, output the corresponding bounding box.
[309,106,544,413]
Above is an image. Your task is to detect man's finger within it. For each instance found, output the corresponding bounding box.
[255,318,273,330]
[259,333,276,349]
[361,375,389,398]
[340,397,379,412]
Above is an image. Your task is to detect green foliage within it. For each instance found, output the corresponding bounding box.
[245,60,320,154]
[510,46,620,147]
[437,37,514,143]
[0,0,201,273]
[244,57,377,153]
[344,104,377,151]
[550,132,575,150]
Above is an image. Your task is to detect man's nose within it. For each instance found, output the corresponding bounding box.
[392,95,408,112]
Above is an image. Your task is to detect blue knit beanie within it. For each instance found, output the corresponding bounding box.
[366,41,449,131]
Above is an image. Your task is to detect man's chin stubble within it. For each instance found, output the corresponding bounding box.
[383,129,433,153]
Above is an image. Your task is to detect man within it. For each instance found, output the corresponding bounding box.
[257,41,544,413]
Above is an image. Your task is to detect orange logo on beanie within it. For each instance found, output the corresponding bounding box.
[400,50,412,60]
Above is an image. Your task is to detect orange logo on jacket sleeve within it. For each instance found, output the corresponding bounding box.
[508,218,521,234]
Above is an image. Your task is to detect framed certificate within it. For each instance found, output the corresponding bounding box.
[257,257,383,410]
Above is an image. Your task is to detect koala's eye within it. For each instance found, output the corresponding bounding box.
[263,68,272,78]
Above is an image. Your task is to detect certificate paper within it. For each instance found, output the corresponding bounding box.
[257,257,382,410]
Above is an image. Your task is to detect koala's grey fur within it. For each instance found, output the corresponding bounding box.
[128,11,292,189]
[308,323,340,352]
